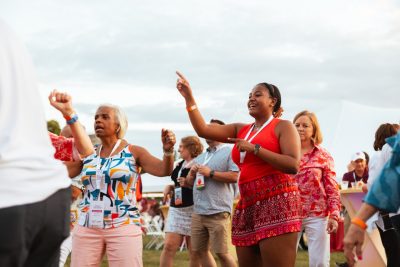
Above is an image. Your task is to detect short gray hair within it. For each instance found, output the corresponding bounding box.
[97,104,128,139]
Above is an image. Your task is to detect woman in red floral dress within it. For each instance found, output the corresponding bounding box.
[176,71,302,267]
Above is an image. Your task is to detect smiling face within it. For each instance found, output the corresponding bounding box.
[247,85,276,118]
[294,115,314,143]
[94,106,119,138]
[178,142,191,161]
[353,159,367,173]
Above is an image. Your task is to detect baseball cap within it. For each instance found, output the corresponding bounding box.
[352,151,366,161]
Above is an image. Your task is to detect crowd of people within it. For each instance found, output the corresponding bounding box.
[1,19,400,267]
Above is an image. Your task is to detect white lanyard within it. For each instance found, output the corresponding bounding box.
[178,159,193,178]
[353,172,362,182]
[95,139,121,190]
[240,116,273,163]
[203,146,219,166]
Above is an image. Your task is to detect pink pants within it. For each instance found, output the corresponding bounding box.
[71,224,143,267]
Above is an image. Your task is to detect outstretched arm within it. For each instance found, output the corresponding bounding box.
[131,129,176,177]
[48,90,94,157]
[176,71,245,141]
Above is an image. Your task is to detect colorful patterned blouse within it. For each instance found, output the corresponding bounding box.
[78,145,141,229]
[295,145,341,221]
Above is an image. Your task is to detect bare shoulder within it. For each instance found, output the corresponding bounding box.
[275,119,296,133]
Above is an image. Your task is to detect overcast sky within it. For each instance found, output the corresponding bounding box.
[1,0,399,188]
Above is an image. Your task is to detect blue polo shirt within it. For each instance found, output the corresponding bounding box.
[193,144,239,215]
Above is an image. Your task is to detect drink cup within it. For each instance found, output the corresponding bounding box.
[341,182,349,190]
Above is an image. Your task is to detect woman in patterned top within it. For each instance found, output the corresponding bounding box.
[176,71,302,267]
[49,91,176,267]
[293,110,340,267]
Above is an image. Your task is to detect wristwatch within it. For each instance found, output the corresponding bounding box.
[209,170,215,178]
[254,144,261,155]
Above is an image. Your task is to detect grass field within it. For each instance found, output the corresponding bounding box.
[65,237,346,266]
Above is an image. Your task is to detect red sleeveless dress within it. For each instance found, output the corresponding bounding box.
[231,119,302,246]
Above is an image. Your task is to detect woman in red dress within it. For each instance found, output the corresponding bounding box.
[176,71,302,267]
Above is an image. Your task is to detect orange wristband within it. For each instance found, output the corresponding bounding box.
[186,105,197,112]
[351,217,367,230]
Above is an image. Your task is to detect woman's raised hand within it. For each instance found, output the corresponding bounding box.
[48,89,74,116]
[161,129,176,152]
[176,71,193,100]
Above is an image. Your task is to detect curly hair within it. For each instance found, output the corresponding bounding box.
[181,136,204,158]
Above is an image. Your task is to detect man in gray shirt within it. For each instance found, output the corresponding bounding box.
[180,119,239,267]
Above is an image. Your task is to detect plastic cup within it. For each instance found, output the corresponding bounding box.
[341,182,349,190]
[356,181,364,189]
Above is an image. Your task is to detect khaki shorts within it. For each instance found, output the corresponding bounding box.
[191,212,231,253]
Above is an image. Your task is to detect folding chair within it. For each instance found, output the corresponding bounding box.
[144,215,165,250]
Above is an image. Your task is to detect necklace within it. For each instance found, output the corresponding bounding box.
[253,124,261,131]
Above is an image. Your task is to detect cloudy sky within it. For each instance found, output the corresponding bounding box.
[1,0,399,188]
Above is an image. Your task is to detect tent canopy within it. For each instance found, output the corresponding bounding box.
[318,100,399,179]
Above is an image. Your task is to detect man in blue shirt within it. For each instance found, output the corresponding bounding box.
[180,119,239,267]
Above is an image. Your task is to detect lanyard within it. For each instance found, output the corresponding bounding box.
[203,152,213,165]
[240,116,273,163]
[202,145,221,166]
[95,139,121,190]
[353,172,362,182]
[178,159,194,178]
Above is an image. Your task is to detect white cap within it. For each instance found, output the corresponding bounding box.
[352,151,366,161]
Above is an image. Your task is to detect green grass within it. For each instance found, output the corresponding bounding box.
[65,237,345,266]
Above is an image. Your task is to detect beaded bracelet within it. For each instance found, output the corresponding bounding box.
[163,147,175,157]
[163,150,175,157]
[64,113,78,125]
[63,111,74,121]
[351,217,367,230]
